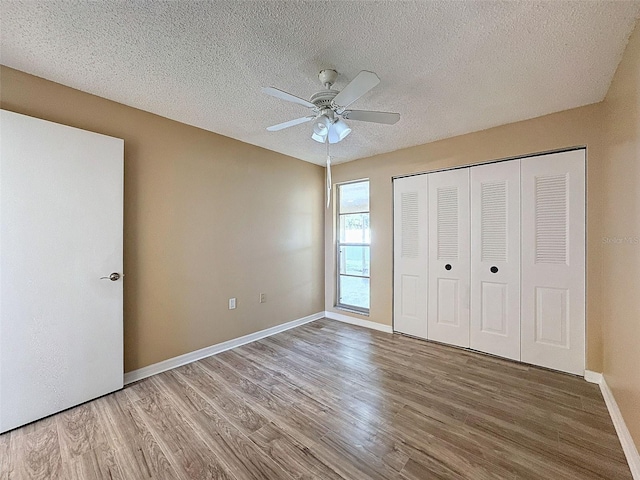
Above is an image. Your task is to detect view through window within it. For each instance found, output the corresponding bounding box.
[337,180,370,313]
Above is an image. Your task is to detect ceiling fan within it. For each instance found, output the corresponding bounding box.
[262,69,400,144]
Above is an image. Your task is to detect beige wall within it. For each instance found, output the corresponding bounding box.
[1,66,325,373]
[602,22,640,450]
[325,102,605,372]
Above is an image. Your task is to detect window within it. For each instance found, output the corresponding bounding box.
[337,180,370,313]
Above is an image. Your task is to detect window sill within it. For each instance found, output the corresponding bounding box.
[335,306,370,317]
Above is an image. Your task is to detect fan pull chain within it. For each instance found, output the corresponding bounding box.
[326,138,332,209]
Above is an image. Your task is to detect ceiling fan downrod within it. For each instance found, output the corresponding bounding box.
[318,69,338,89]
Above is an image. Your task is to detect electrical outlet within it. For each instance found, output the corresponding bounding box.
[259,293,266,303]
[228,298,236,310]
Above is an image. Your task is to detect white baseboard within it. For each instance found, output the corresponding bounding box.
[584,370,603,384]
[324,311,393,333]
[123,311,324,385]
[587,373,640,479]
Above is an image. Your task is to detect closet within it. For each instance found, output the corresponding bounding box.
[393,149,585,375]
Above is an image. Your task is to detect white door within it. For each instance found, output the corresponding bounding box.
[0,110,124,433]
[470,160,521,360]
[393,175,428,338]
[427,168,470,347]
[521,150,585,375]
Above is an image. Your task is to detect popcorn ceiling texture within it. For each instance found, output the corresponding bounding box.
[1,1,639,165]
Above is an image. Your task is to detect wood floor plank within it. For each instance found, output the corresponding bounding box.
[558,426,628,464]
[249,422,345,480]
[556,435,634,480]
[56,403,108,464]
[188,406,292,480]
[124,377,160,403]
[199,354,394,480]
[581,395,611,417]
[152,370,210,415]
[231,344,411,474]
[133,391,235,480]
[319,431,401,480]
[430,375,619,445]
[216,350,288,388]
[382,406,518,480]
[263,335,375,380]
[9,420,64,480]
[199,356,331,441]
[400,456,465,480]
[175,363,270,436]
[3,318,632,480]
[234,342,405,429]
[64,443,124,480]
[0,430,11,480]
[463,412,620,479]
[281,327,441,394]
[93,389,179,480]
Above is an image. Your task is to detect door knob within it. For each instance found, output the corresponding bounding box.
[490,266,499,273]
[445,264,452,271]
[100,273,122,281]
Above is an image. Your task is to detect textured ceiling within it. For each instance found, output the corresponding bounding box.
[1,1,639,165]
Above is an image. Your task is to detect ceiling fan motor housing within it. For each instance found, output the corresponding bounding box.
[310,90,339,110]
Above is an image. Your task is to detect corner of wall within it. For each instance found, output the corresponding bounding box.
[600,18,640,454]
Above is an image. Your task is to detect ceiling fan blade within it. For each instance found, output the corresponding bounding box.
[332,71,380,109]
[342,110,400,125]
[266,116,314,131]
[262,87,315,108]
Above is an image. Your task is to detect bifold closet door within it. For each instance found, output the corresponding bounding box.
[521,150,585,375]
[470,160,521,360]
[393,175,428,338]
[427,168,470,347]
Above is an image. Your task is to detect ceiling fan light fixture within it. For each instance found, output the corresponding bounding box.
[311,131,327,143]
[328,124,340,144]
[328,118,352,144]
[313,114,331,135]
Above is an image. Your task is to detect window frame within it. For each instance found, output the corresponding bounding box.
[336,179,371,314]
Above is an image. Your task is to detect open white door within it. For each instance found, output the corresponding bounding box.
[427,168,470,348]
[470,160,521,360]
[0,110,124,433]
[393,175,428,338]
[521,150,585,375]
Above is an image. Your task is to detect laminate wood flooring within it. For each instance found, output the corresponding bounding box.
[1,318,632,479]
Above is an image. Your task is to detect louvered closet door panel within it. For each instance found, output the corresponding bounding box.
[393,175,428,338]
[521,150,585,375]
[427,168,470,347]
[470,160,521,360]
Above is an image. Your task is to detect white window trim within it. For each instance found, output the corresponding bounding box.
[336,179,370,314]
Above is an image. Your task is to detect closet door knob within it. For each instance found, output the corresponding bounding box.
[100,272,122,281]
[445,264,452,271]
[490,266,498,273]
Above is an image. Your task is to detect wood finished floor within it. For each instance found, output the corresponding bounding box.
[0,318,632,480]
